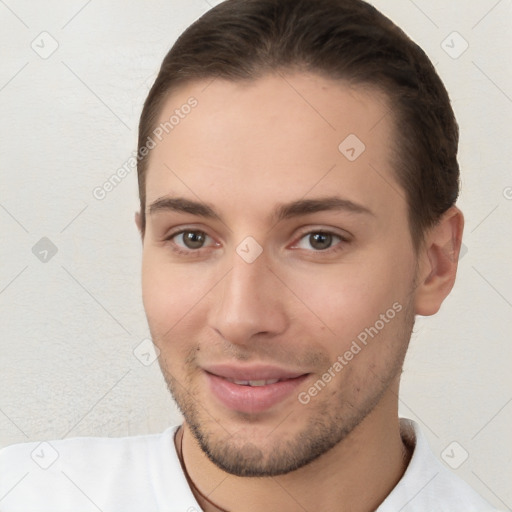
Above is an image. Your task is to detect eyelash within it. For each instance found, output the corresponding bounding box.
[291,230,348,254]
[164,228,349,257]
[164,230,218,258]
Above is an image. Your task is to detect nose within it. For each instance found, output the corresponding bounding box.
[208,247,289,346]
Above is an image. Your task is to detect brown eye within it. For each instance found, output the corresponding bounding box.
[308,232,333,250]
[178,231,207,249]
[294,231,343,251]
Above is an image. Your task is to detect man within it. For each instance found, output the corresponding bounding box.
[0,0,501,510]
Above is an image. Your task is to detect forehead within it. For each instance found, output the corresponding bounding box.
[144,72,403,224]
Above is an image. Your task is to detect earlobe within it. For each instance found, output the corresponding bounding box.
[414,206,464,316]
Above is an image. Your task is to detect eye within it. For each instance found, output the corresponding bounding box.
[165,229,217,253]
[293,231,345,251]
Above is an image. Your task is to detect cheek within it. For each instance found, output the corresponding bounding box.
[283,254,412,349]
[141,252,211,337]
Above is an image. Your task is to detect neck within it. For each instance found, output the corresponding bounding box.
[180,391,410,512]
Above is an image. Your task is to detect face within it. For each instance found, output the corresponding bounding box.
[139,73,418,477]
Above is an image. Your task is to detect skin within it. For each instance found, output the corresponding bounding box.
[135,72,464,512]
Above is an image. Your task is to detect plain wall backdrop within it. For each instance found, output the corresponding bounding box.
[1,0,511,509]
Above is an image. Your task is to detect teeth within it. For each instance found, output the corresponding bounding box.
[231,379,280,386]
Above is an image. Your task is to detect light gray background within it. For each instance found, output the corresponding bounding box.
[1,0,511,509]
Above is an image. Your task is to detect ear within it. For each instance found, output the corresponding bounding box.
[414,206,464,316]
[135,211,144,241]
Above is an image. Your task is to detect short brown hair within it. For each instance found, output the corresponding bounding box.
[137,0,459,250]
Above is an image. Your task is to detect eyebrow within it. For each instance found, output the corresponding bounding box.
[147,195,374,223]
[148,196,221,220]
[274,196,374,221]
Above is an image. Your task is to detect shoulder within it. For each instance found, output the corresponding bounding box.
[378,418,502,512]
[0,425,198,512]
[0,425,178,473]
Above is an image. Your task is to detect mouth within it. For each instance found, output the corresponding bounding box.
[224,378,285,386]
[203,364,310,414]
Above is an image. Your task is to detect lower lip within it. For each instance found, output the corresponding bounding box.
[205,372,309,414]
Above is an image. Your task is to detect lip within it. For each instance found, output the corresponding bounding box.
[203,363,306,381]
[203,364,309,414]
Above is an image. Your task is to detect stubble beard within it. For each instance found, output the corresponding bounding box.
[156,298,416,477]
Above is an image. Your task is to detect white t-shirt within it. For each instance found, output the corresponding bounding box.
[0,418,500,512]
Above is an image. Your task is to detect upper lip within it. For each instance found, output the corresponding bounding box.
[203,364,307,381]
